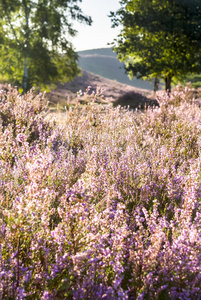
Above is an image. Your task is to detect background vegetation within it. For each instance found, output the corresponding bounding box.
[110,0,201,92]
[0,0,92,92]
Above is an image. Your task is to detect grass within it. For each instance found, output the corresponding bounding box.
[1,84,201,299]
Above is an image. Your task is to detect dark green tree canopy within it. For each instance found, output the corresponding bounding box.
[110,0,201,92]
[0,0,92,91]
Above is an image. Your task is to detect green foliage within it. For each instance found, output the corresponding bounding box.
[110,0,201,92]
[181,74,201,89]
[0,0,92,91]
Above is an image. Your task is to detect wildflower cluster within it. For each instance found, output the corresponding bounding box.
[1,85,201,299]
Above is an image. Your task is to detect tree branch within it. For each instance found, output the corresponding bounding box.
[2,0,20,45]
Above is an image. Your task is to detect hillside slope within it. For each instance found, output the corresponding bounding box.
[77,48,154,91]
[47,70,157,110]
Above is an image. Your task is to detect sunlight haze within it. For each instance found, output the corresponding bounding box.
[72,0,121,51]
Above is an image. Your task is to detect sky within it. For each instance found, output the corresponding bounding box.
[71,0,122,51]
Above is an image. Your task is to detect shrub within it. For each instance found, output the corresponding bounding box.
[1,85,201,299]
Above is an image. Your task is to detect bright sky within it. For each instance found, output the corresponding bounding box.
[72,0,122,51]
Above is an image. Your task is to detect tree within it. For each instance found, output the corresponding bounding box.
[0,0,92,92]
[110,0,201,92]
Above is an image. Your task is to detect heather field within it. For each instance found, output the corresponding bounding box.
[1,85,201,299]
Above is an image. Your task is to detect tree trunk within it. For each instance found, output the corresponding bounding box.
[165,76,172,93]
[154,77,159,93]
[23,57,28,92]
[23,0,29,92]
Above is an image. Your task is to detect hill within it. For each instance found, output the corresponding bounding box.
[77,48,155,91]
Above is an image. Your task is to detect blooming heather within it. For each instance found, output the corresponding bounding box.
[1,84,201,299]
